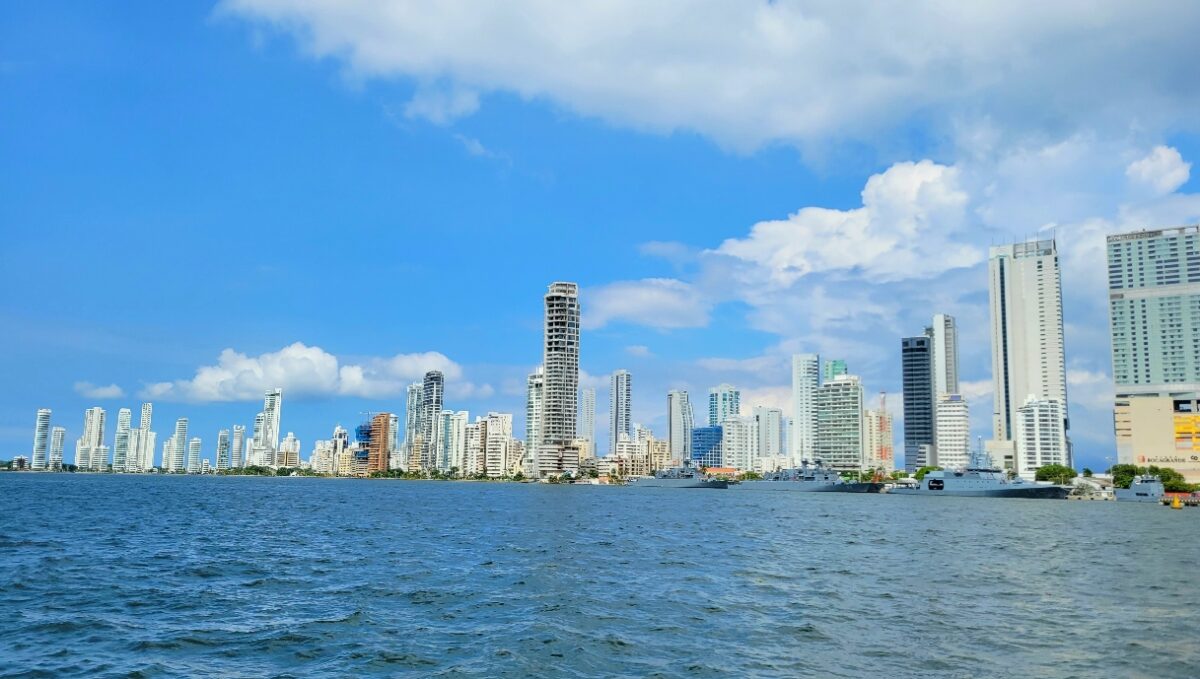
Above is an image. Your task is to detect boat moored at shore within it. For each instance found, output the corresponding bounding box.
[734,460,882,493]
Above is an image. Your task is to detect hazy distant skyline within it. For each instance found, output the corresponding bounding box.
[4,1,1200,471]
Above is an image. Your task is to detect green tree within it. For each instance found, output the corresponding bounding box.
[1082,467,1093,477]
[1034,464,1077,483]
[739,471,763,481]
[512,471,525,482]
[914,466,942,481]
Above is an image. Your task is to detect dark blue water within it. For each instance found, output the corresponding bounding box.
[2,475,1197,678]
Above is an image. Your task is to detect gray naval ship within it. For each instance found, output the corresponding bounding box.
[629,461,729,489]
[1115,475,1165,503]
[889,450,1070,499]
[734,460,882,493]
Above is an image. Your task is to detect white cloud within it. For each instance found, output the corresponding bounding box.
[1126,145,1191,196]
[74,382,125,399]
[403,86,479,124]
[583,278,712,329]
[715,161,979,284]
[221,1,1200,152]
[625,345,653,358]
[141,342,467,402]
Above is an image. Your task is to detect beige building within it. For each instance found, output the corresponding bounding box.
[1114,395,1200,483]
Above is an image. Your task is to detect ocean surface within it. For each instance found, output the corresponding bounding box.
[1,474,1197,678]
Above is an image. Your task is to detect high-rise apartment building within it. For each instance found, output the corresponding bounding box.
[231,425,245,468]
[49,426,65,471]
[421,371,445,471]
[187,437,201,472]
[863,395,894,472]
[75,407,107,472]
[579,387,596,446]
[262,388,282,452]
[170,417,189,472]
[667,390,694,462]
[708,383,740,426]
[446,410,468,473]
[1108,226,1200,482]
[278,432,300,468]
[1014,397,1068,476]
[930,314,960,397]
[404,381,422,464]
[752,406,784,460]
[934,393,970,470]
[31,409,51,470]
[216,429,231,471]
[610,369,632,456]
[901,334,934,472]
[791,354,819,463]
[538,282,581,477]
[368,412,392,474]
[484,412,513,478]
[988,240,1070,476]
[112,408,132,472]
[721,415,759,471]
[526,367,545,467]
[815,375,864,471]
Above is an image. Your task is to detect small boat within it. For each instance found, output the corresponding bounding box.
[629,461,728,489]
[1115,475,1164,503]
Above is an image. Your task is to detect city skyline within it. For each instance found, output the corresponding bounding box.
[5,4,1200,474]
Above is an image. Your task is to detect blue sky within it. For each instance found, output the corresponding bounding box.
[3,1,1200,471]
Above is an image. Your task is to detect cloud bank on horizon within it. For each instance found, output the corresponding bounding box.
[77,1,1200,460]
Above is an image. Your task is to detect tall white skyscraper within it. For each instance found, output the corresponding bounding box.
[216,429,231,471]
[484,411,514,478]
[579,387,596,445]
[1014,397,1068,478]
[791,354,819,463]
[526,366,545,463]
[753,406,784,460]
[610,369,632,456]
[231,425,246,468]
[988,240,1070,475]
[538,282,581,477]
[130,402,154,473]
[421,371,445,471]
[31,408,51,470]
[404,381,422,464]
[930,314,960,397]
[667,390,694,461]
[708,383,740,426]
[262,387,283,453]
[187,437,201,472]
[49,426,66,471]
[250,412,267,467]
[170,417,189,472]
[75,407,107,472]
[278,432,300,467]
[934,393,970,470]
[112,408,132,472]
[447,410,469,473]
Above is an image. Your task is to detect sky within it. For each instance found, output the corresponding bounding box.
[3,1,1200,471]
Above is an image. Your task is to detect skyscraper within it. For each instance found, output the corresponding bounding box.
[231,425,245,468]
[814,375,865,471]
[447,410,469,474]
[538,281,581,477]
[690,425,724,468]
[667,390,694,461]
[170,417,189,472]
[421,371,445,471]
[579,387,596,445]
[901,334,934,472]
[753,406,784,461]
[930,314,960,397]
[112,408,132,472]
[863,394,894,472]
[278,432,300,468]
[75,407,107,472]
[216,429,231,471]
[404,381,422,465]
[1108,227,1200,482]
[49,426,65,471]
[610,369,631,456]
[31,408,50,470]
[250,411,266,467]
[262,387,283,454]
[988,239,1070,477]
[187,437,201,472]
[484,411,513,478]
[526,366,545,464]
[721,415,759,471]
[368,412,392,474]
[791,354,819,463]
[708,383,740,426]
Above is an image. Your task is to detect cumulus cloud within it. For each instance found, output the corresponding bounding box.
[625,345,653,358]
[220,1,1200,152]
[1126,145,1191,196]
[141,342,467,402]
[74,382,125,399]
[584,278,712,329]
[715,161,979,284]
